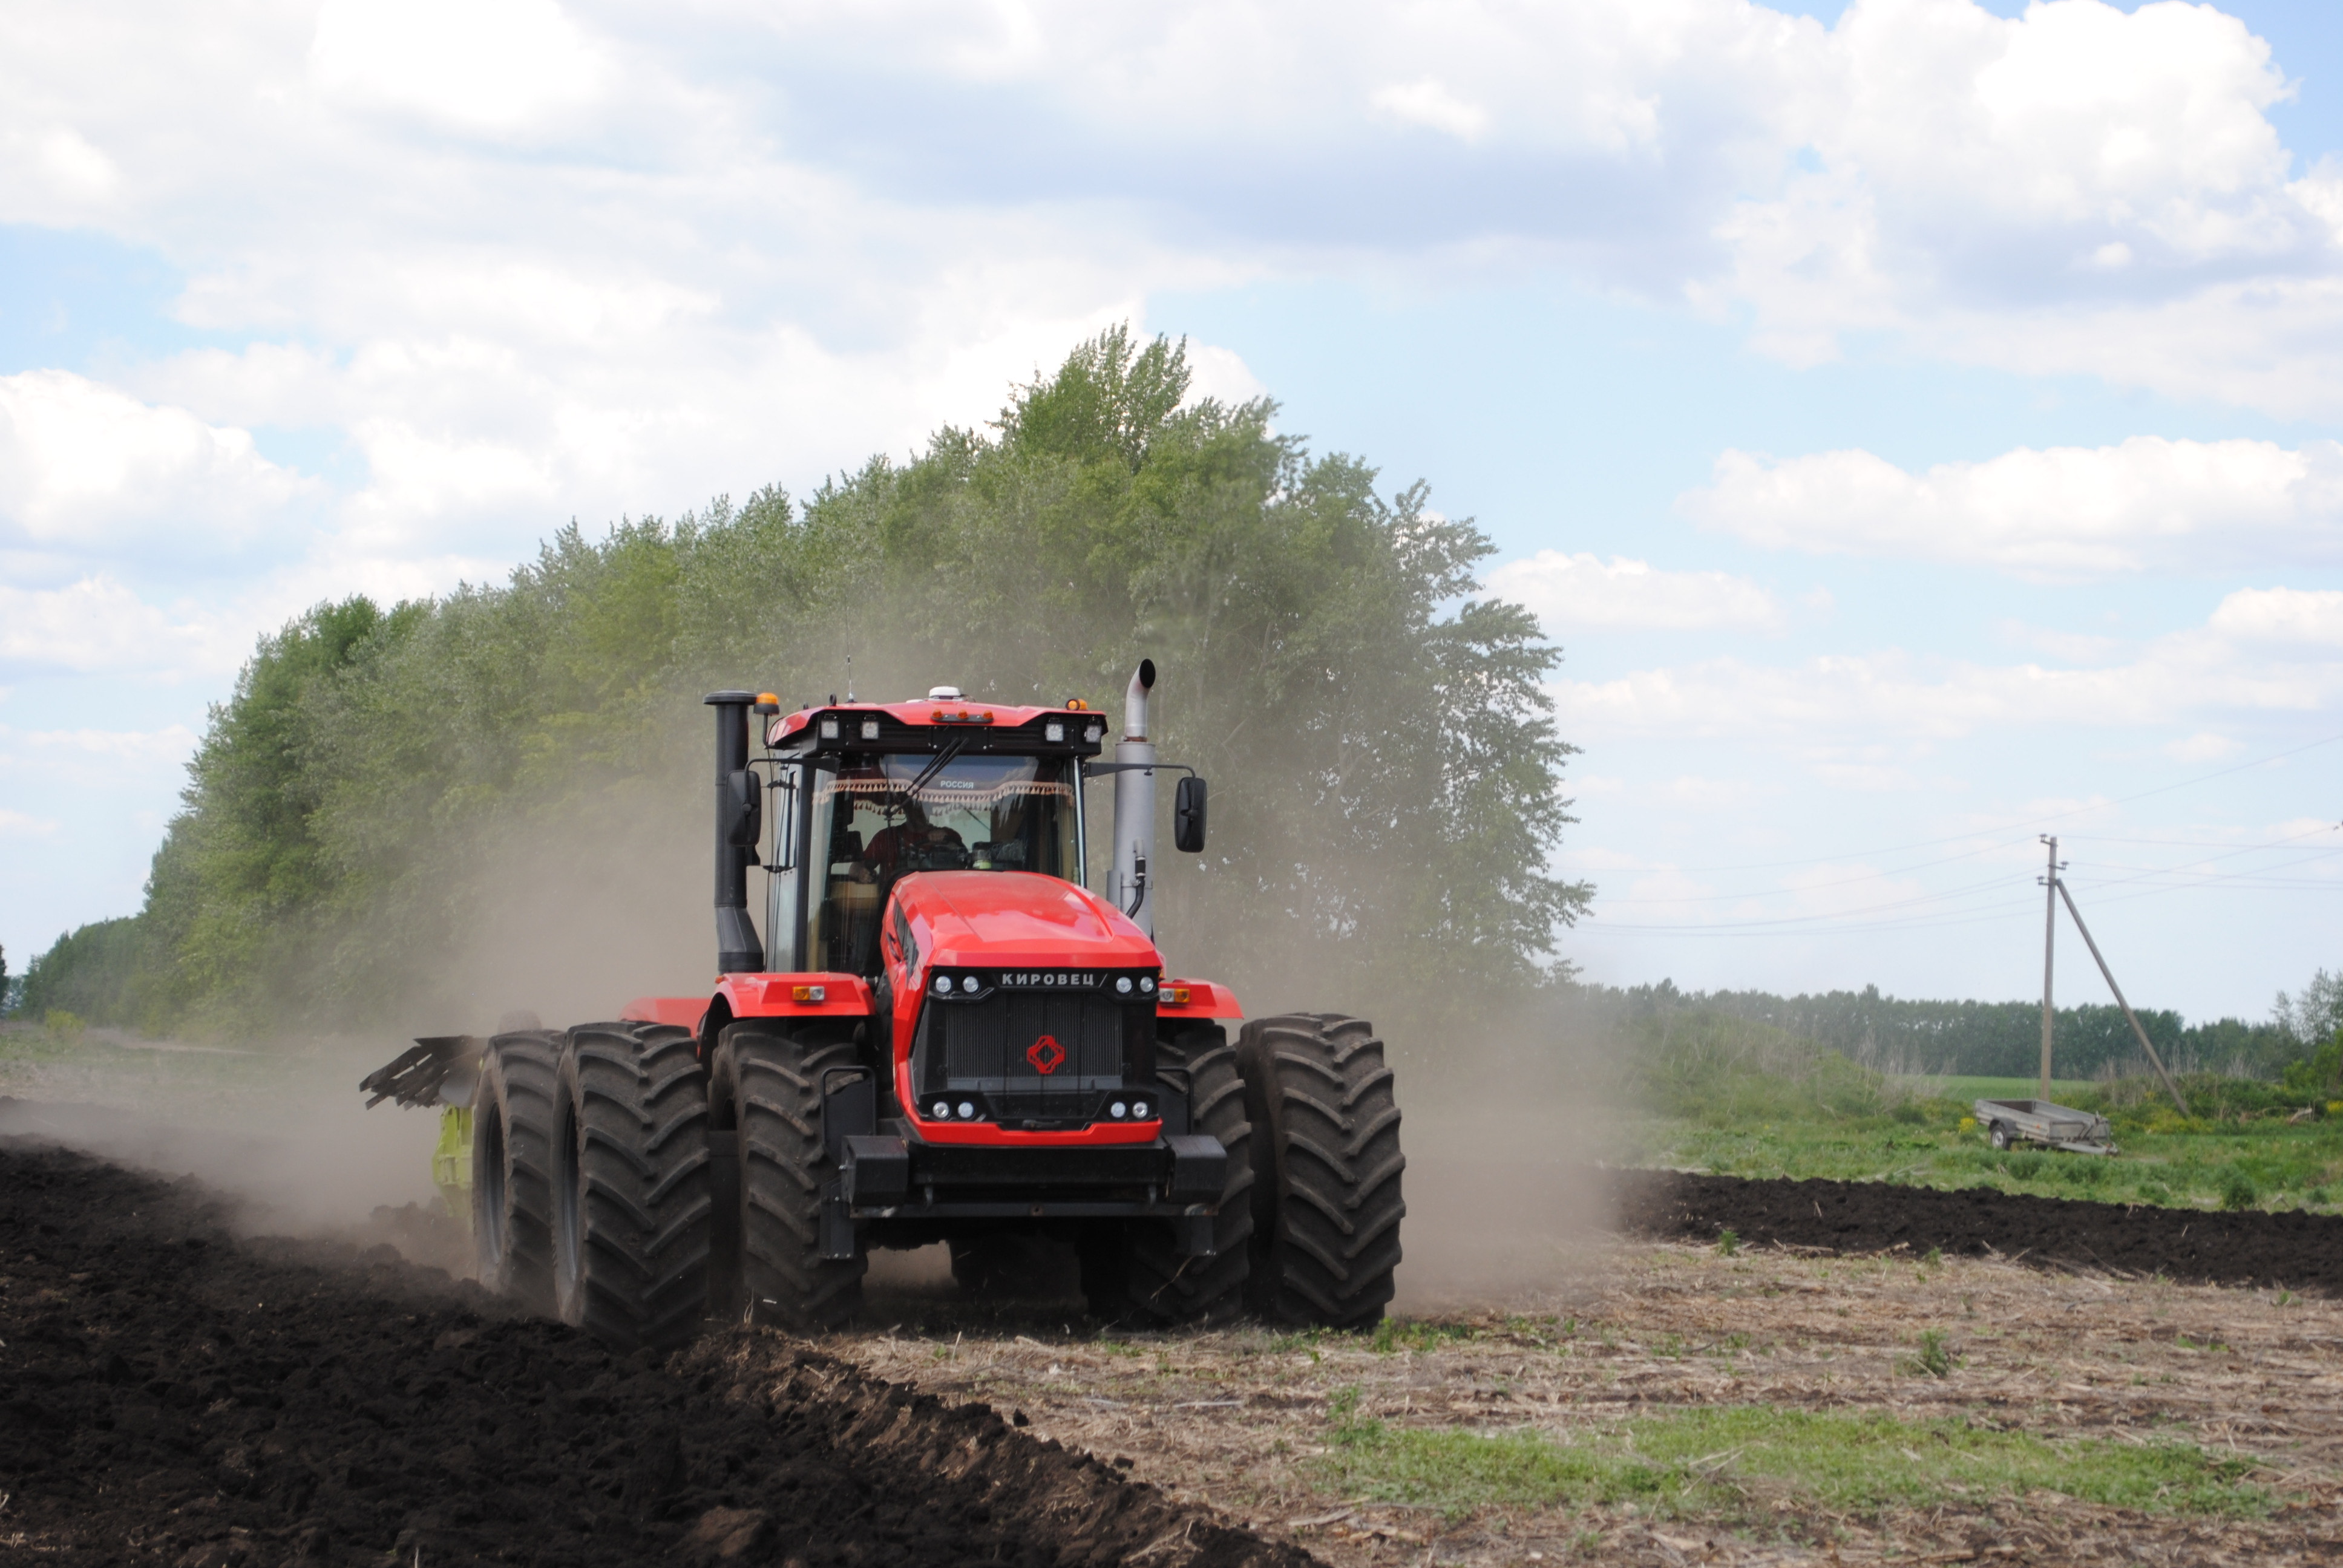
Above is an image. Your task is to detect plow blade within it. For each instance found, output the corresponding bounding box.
[359,1035,485,1109]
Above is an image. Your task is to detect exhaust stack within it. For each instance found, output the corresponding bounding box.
[1109,659,1157,936]
[705,690,763,973]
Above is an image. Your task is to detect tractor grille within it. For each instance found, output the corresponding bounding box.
[913,982,1154,1126]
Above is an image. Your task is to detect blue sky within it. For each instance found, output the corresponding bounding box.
[2,0,2339,1021]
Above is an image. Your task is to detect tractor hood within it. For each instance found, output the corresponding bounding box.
[893,872,1159,972]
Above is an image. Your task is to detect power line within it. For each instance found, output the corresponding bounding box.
[1586,828,2342,936]
[1592,870,2031,931]
[1589,815,2341,909]
[2061,823,2342,895]
[1593,836,2018,904]
[1614,728,2343,875]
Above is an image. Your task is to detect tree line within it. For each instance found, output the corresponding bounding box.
[15,328,1589,1041]
[1569,979,2317,1082]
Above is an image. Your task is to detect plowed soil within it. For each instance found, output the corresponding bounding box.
[12,1093,2343,1568]
[0,1136,1312,1568]
[1618,1169,2343,1293]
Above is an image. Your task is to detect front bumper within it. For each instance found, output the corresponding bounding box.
[819,1128,1229,1259]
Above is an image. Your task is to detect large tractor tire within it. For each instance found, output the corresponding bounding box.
[1080,1023,1254,1326]
[473,1028,563,1312]
[708,1022,867,1329]
[1237,1013,1406,1328]
[549,1022,713,1350]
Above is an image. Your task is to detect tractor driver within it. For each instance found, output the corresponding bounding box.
[857,795,966,878]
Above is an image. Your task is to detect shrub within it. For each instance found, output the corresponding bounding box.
[2220,1172,2260,1212]
[1907,1329,1955,1378]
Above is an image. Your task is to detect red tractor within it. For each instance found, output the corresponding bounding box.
[364,662,1404,1347]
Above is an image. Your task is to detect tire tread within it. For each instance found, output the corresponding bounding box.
[1239,1013,1406,1328]
[553,1022,712,1351]
[713,1025,867,1328]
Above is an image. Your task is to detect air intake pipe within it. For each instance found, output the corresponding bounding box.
[1108,659,1156,936]
[705,690,764,973]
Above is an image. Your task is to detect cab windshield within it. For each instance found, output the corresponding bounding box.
[801,753,1081,973]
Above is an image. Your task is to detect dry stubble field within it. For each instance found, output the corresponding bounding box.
[839,1239,2343,1566]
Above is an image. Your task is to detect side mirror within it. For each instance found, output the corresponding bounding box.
[724,769,762,848]
[1173,774,1207,853]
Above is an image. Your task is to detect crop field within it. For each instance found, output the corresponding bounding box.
[7,1023,2343,1565]
[9,1094,2342,1565]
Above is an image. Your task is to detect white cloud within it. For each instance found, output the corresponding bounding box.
[2207,587,2343,647]
[1371,79,1490,142]
[0,807,60,837]
[0,723,202,792]
[1180,342,1270,407]
[0,126,119,220]
[2165,731,2241,763]
[1684,438,2343,577]
[0,577,249,677]
[1556,598,2343,740]
[1699,0,2342,405]
[701,0,2343,414]
[309,0,609,134]
[1484,552,1787,633]
[0,0,2327,467]
[0,371,318,564]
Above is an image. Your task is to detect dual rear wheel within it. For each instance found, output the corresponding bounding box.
[473,1022,713,1351]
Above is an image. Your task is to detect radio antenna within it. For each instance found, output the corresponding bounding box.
[845,654,854,703]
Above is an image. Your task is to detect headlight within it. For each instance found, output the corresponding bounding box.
[957,1101,977,1119]
[931,1100,949,1119]
[1109,1101,1128,1119]
[932,975,951,995]
[962,975,979,993]
[1085,724,1104,743]
[1132,1100,1150,1119]
[818,718,839,739]
[860,718,880,739]
[1115,976,1132,994]
[1139,976,1155,994]
[1044,721,1064,742]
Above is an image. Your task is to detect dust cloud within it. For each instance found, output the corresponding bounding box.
[1380,1004,1628,1314]
[399,778,716,1034]
[0,773,724,1250]
[5,713,1639,1319]
[0,1065,441,1235]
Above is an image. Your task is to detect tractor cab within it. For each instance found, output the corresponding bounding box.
[757,696,1107,978]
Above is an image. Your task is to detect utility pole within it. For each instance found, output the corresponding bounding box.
[2038,835,2062,1103]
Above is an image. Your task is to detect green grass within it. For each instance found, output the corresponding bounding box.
[1371,1318,1482,1354]
[1654,1102,2343,1214]
[1318,1400,2264,1521]
[1626,1017,2343,1214]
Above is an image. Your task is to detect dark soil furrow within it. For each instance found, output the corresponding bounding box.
[1622,1169,2343,1292]
[0,1137,1312,1568]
